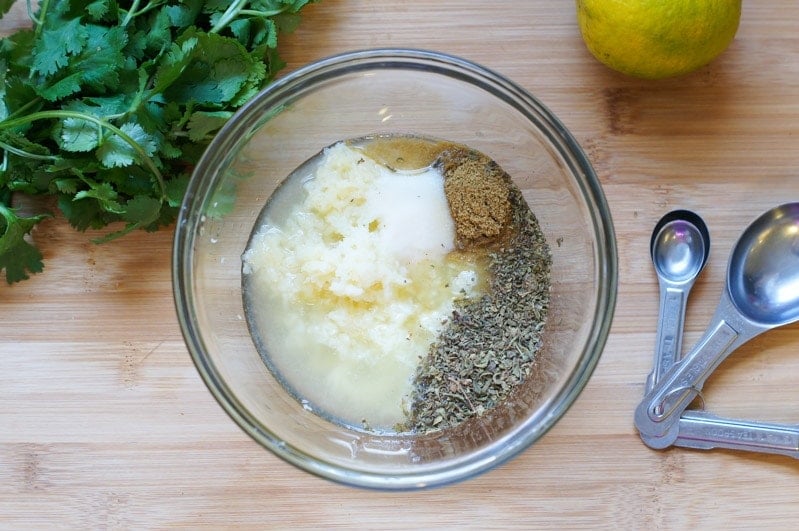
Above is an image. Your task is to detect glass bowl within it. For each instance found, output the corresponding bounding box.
[173,48,617,490]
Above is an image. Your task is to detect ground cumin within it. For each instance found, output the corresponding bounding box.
[436,147,513,249]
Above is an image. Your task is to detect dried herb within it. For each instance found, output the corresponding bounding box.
[406,184,552,433]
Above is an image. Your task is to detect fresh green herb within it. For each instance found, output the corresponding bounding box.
[0,189,48,283]
[0,0,317,284]
[0,1,13,19]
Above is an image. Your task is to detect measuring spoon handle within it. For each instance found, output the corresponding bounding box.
[635,290,765,446]
[672,410,799,459]
[646,284,689,395]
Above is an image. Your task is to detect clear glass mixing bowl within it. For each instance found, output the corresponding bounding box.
[173,48,617,490]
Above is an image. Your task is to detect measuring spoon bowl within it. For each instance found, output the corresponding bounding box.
[651,210,710,284]
[728,203,799,325]
[635,203,799,446]
[646,210,710,394]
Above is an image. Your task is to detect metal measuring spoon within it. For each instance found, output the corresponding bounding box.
[673,410,799,458]
[646,210,710,395]
[635,202,799,448]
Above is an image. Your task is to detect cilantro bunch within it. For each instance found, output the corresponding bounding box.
[0,0,316,283]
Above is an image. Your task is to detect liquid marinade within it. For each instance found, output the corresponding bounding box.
[242,134,552,434]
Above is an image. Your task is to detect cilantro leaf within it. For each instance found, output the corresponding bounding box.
[96,122,158,168]
[63,94,131,120]
[187,110,232,142]
[165,4,201,30]
[121,195,161,225]
[35,72,83,101]
[230,16,277,48]
[30,17,88,78]
[74,180,123,214]
[0,202,49,284]
[85,0,111,21]
[56,116,101,152]
[165,174,190,207]
[138,7,172,56]
[71,25,129,93]
[91,195,164,244]
[58,192,114,231]
[156,30,263,107]
[0,0,15,18]
[149,37,199,96]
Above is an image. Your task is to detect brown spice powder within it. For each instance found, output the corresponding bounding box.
[437,147,513,250]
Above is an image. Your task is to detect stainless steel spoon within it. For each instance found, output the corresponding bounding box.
[635,202,799,448]
[646,210,710,395]
[673,410,799,458]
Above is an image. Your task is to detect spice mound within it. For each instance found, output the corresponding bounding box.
[405,176,551,433]
[436,147,514,250]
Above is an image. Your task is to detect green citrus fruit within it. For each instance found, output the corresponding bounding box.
[577,0,742,79]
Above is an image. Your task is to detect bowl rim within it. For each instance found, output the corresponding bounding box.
[172,47,618,490]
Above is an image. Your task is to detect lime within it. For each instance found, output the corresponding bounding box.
[577,0,742,79]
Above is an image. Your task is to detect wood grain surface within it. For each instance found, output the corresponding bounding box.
[3,1,799,528]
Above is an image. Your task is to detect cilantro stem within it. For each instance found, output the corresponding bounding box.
[0,139,59,161]
[210,0,249,34]
[26,0,41,27]
[121,0,167,27]
[5,97,43,122]
[209,0,290,34]
[121,0,142,27]
[31,0,51,38]
[238,9,287,17]
[0,111,166,200]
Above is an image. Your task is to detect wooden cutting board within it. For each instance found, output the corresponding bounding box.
[3,2,799,528]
